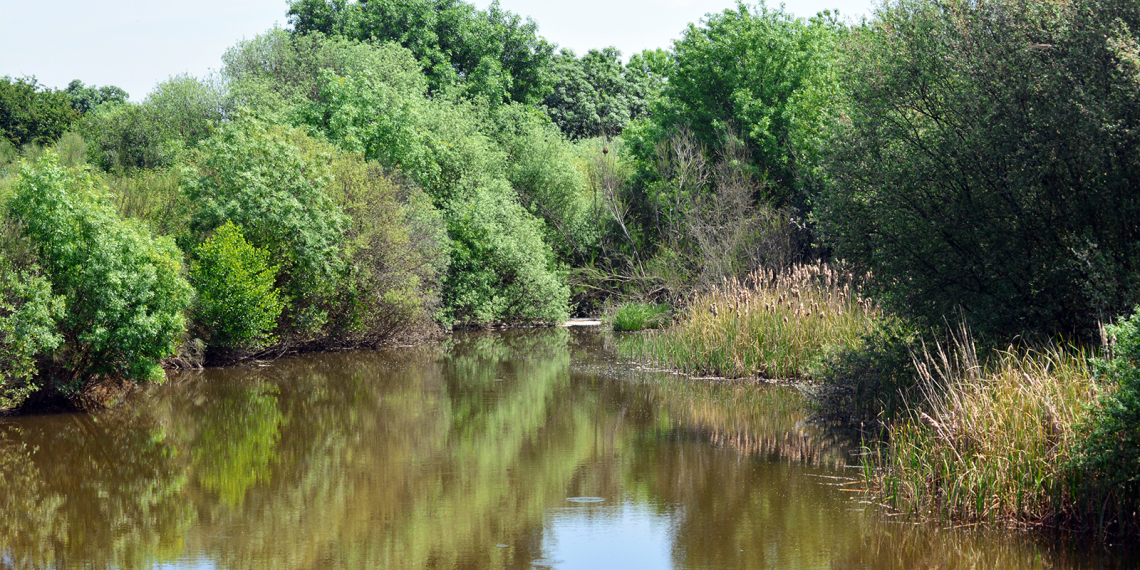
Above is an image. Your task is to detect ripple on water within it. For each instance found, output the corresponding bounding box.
[566,497,606,503]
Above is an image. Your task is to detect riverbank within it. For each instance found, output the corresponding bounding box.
[619,263,1138,539]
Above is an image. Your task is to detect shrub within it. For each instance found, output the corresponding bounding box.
[0,257,63,409]
[186,117,347,338]
[8,153,192,387]
[486,103,596,263]
[441,182,569,325]
[1071,306,1140,531]
[290,131,449,340]
[99,167,188,236]
[190,221,283,351]
[611,302,670,332]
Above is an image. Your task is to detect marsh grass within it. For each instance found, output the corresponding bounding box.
[870,326,1099,527]
[611,302,671,331]
[623,262,880,379]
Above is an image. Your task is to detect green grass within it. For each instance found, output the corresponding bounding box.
[611,302,671,332]
[867,326,1100,528]
[622,262,881,380]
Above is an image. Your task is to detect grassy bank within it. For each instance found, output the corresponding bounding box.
[622,268,1139,536]
[867,329,1099,528]
[621,262,880,380]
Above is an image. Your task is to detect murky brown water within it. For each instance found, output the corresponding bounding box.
[0,329,1135,569]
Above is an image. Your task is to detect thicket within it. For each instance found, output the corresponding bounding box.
[6,153,192,398]
[189,221,284,351]
[0,77,79,148]
[819,0,1140,341]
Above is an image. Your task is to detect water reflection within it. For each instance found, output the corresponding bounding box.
[0,329,1135,569]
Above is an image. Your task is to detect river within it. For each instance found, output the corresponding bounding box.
[0,329,1134,569]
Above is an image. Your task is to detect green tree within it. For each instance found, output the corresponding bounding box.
[81,74,227,171]
[287,0,555,104]
[8,153,192,386]
[296,69,569,325]
[442,181,569,325]
[65,80,129,113]
[655,2,840,206]
[818,0,1140,338]
[543,47,660,139]
[222,28,426,117]
[186,117,348,337]
[191,221,284,351]
[0,77,79,147]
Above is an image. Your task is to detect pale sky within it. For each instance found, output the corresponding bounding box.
[0,0,873,102]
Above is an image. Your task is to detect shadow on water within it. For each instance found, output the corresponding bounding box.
[0,328,1136,569]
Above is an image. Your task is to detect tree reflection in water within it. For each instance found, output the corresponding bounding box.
[0,329,1135,569]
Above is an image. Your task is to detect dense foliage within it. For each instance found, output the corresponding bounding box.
[1072,307,1140,519]
[442,182,569,324]
[0,257,63,409]
[190,221,284,351]
[647,3,840,207]
[65,80,129,114]
[185,117,348,338]
[9,153,193,388]
[81,74,228,171]
[819,0,1140,339]
[0,77,79,148]
[286,0,555,104]
[542,47,667,139]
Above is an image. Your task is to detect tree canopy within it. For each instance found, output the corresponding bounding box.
[286,0,555,104]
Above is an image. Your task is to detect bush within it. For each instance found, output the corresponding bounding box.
[441,182,569,325]
[8,153,192,387]
[290,131,449,340]
[611,302,670,332]
[486,103,596,262]
[1071,306,1140,530]
[0,257,63,409]
[185,117,347,338]
[190,221,283,351]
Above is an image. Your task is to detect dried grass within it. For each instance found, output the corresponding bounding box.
[622,261,880,379]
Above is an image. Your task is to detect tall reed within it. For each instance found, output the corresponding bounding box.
[623,262,880,379]
[871,326,1098,527]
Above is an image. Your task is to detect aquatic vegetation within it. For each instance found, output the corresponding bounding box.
[623,262,879,380]
[867,326,1102,529]
[610,301,671,332]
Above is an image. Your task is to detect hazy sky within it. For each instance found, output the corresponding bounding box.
[0,0,873,101]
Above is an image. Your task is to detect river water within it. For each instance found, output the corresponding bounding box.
[0,329,1134,569]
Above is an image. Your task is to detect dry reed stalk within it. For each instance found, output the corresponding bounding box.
[623,261,880,380]
[874,328,1097,526]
